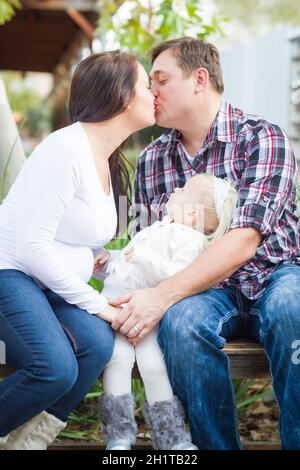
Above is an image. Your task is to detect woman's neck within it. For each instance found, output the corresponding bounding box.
[80,115,134,163]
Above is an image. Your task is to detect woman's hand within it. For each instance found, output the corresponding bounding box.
[109,286,167,345]
[96,304,121,324]
[93,250,111,275]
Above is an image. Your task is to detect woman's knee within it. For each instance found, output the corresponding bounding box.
[75,316,115,368]
[28,348,79,398]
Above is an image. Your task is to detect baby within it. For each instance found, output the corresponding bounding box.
[94,173,238,450]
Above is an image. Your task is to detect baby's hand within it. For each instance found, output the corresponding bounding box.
[93,250,111,274]
[123,246,134,262]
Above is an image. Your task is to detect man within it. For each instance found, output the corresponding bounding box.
[110,37,300,449]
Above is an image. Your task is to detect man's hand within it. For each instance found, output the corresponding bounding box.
[109,287,166,345]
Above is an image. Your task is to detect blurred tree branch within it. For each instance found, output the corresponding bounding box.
[97,0,228,57]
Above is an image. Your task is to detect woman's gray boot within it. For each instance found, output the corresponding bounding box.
[143,396,198,450]
[99,393,137,450]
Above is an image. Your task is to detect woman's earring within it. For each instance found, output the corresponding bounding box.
[127,105,132,110]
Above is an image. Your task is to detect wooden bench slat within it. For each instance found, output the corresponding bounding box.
[47,440,281,450]
[0,340,271,379]
[224,341,266,355]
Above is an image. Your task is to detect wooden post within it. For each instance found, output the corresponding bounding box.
[0,77,26,201]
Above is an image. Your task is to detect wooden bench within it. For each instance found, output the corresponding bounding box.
[0,340,271,379]
[1,340,278,450]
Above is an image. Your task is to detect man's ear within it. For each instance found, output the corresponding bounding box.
[194,67,209,93]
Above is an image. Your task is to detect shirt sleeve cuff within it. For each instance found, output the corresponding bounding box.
[229,201,274,237]
[88,294,108,315]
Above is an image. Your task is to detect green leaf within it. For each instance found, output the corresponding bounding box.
[235,379,254,401]
[84,392,102,399]
[0,0,21,25]
[237,389,273,410]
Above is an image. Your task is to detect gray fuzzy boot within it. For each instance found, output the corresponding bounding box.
[143,396,198,450]
[99,393,137,450]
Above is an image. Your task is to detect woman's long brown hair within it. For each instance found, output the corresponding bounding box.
[69,51,136,236]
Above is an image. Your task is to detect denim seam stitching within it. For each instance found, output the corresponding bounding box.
[248,308,266,340]
[59,323,79,354]
[235,290,246,322]
[217,308,243,449]
[216,308,239,347]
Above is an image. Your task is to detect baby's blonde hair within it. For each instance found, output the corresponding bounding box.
[194,173,238,248]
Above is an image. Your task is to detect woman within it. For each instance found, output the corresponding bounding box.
[0,51,155,450]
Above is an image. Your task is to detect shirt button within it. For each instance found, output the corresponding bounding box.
[263,196,269,202]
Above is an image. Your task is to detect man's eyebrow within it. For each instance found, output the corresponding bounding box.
[149,70,170,79]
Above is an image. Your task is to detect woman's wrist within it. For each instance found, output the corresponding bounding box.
[96,305,116,323]
[156,278,184,313]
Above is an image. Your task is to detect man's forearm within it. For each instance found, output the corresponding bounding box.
[157,227,262,311]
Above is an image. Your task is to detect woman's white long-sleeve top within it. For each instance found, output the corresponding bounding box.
[0,122,117,314]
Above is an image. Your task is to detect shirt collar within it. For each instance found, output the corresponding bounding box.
[213,99,239,144]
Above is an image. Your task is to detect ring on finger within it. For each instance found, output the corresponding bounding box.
[132,325,141,335]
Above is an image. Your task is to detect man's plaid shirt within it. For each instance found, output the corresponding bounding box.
[130,100,300,300]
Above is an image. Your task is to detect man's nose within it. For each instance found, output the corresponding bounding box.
[150,83,158,96]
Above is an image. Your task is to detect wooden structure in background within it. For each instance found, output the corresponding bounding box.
[0,0,99,128]
[0,0,98,73]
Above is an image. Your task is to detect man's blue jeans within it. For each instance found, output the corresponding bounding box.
[0,269,114,437]
[158,262,300,449]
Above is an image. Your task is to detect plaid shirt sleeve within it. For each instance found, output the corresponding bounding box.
[230,124,298,237]
[128,152,151,238]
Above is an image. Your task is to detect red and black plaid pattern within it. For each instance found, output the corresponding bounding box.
[130,100,300,300]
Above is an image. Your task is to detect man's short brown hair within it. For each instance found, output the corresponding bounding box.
[150,36,224,94]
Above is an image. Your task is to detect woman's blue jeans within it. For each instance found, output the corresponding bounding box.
[0,269,114,436]
[158,262,300,450]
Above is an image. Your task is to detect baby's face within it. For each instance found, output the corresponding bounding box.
[166,176,206,227]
